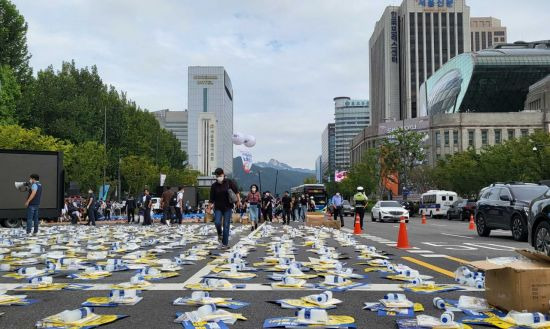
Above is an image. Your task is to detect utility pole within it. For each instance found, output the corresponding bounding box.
[274,170,279,196]
[103,106,107,201]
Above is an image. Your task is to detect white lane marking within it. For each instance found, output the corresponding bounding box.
[407,250,434,254]
[182,222,265,286]
[441,233,473,239]
[421,254,455,258]
[430,224,447,227]
[0,283,482,292]
[463,242,516,251]
[422,242,478,251]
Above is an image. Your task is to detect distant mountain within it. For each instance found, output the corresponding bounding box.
[254,158,315,175]
[232,157,316,195]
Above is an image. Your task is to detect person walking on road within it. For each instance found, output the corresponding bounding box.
[331,192,344,227]
[353,186,369,230]
[291,196,299,222]
[161,186,174,225]
[299,194,308,221]
[281,191,292,225]
[142,188,152,226]
[261,191,273,223]
[175,186,184,224]
[246,184,261,231]
[308,196,316,212]
[25,174,42,235]
[208,168,240,249]
[126,194,136,223]
[86,189,97,226]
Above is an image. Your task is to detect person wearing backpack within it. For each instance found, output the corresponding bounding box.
[208,168,240,249]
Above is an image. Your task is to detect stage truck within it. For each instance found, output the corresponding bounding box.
[0,150,64,227]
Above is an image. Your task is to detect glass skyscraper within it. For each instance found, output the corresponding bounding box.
[188,66,234,175]
[333,97,370,171]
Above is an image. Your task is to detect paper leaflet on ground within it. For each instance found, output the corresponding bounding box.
[179,319,230,329]
[0,289,38,306]
[173,291,249,310]
[363,293,424,316]
[136,267,179,280]
[315,275,367,292]
[263,308,356,328]
[273,291,342,310]
[173,304,246,325]
[462,310,550,329]
[82,289,143,307]
[433,296,506,318]
[396,316,473,329]
[35,307,128,329]
[185,278,246,291]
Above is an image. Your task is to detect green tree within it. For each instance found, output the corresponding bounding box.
[121,155,158,195]
[64,141,107,191]
[303,176,317,184]
[0,65,20,124]
[0,0,32,84]
[162,166,200,187]
[380,128,426,194]
[0,124,70,152]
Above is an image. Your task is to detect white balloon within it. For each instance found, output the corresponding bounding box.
[244,135,256,148]
[232,132,245,145]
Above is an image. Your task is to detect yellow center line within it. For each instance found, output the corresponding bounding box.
[401,256,455,278]
[445,255,470,264]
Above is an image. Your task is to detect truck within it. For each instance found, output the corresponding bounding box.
[0,150,64,227]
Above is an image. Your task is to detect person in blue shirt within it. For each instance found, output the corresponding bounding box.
[24,173,42,235]
[331,192,344,226]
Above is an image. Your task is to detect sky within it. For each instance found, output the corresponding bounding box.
[13,0,550,169]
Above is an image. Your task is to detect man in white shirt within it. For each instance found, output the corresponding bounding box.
[175,186,184,224]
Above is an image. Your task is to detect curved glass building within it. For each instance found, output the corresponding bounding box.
[419,44,550,116]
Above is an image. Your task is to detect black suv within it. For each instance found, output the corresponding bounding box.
[528,186,550,255]
[476,183,549,241]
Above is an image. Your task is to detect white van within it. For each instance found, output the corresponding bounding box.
[419,190,458,218]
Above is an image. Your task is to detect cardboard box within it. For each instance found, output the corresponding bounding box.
[204,212,214,223]
[232,214,241,223]
[469,249,550,312]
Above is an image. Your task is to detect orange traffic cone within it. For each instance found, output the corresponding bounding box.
[396,216,411,249]
[421,213,427,224]
[469,213,475,230]
[353,213,362,235]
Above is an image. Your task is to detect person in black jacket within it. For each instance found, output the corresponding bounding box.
[142,189,152,226]
[261,191,273,222]
[208,168,240,249]
[126,195,136,223]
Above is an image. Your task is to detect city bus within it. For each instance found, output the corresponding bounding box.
[419,190,458,218]
[290,184,327,211]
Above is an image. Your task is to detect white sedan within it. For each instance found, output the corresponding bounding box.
[371,201,409,223]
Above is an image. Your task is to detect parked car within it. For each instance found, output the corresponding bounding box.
[528,188,550,255]
[476,183,549,241]
[447,199,477,221]
[371,201,409,223]
[342,200,354,216]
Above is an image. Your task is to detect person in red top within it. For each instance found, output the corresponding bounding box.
[246,184,261,231]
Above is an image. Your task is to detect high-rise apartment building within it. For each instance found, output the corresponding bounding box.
[187,66,234,175]
[333,97,370,171]
[470,17,507,52]
[321,123,335,182]
[369,0,470,127]
[152,109,188,154]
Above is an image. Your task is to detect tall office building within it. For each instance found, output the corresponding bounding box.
[188,66,234,175]
[470,17,507,52]
[152,109,189,154]
[333,97,370,171]
[369,0,470,126]
[315,155,322,184]
[321,123,335,182]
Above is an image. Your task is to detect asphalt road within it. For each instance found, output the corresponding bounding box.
[0,216,529,329]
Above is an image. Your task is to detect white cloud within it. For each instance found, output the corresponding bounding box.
[13,0,550,168]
